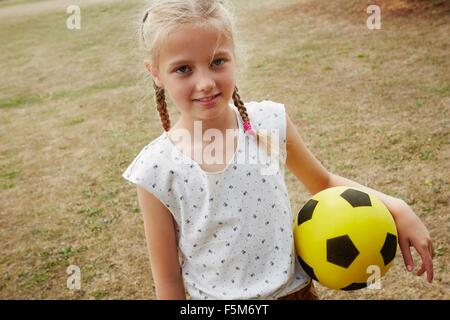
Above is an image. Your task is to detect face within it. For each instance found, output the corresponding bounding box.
[146,23,236,123]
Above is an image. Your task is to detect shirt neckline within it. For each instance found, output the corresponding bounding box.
[162,104,243,175]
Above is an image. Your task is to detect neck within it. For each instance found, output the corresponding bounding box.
[171,104,238,144]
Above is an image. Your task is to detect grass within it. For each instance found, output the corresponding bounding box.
[0,0,448,299]
[0,80,137,109]
[0,0,43,8]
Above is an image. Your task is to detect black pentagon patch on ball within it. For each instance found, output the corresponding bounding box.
[340,188,372,207]
[341,282,367,291]
[380,233,397,266]
[297,256,318,281]
[297,199,318,226]
[327,235,360,268]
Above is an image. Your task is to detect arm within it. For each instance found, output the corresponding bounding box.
[285,111,434,283]
[136,186,186,299]
[326,174,434,282]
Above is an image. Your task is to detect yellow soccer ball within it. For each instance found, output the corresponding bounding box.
[294,186,398,290]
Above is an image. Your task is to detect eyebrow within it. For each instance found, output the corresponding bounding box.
[168,50,231,69]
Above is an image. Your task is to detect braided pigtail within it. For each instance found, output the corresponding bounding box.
[153,81,171,132]
[232,87,280,161]
[232,86,256,136]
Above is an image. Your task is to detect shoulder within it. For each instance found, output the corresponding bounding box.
[244,99,285,113]
[122,133,172,183]
[133,134,169,165]
[244,100,286,130]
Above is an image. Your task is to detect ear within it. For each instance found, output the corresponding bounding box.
[144,60,163,88]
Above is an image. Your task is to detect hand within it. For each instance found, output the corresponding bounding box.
[392,200,435,283]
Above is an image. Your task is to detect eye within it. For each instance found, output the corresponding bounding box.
[175,65,191,74]
[211,58,226,67]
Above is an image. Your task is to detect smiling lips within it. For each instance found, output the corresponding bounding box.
[193,93,221,102]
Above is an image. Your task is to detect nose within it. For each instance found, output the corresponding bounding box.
[195,69,216,93]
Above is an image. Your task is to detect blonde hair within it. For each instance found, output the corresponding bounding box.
[139,0,280,161]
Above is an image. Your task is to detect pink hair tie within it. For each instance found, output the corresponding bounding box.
[243,121,256,136]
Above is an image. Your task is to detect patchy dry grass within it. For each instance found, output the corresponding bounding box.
[0,0,448,299]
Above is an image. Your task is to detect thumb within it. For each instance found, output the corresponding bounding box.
[399,237,414,272]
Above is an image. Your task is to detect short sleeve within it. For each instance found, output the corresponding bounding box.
[121,141,180,223]
[121,144,150,186]
[247,100,287,165]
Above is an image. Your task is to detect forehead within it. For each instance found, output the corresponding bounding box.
[159,23,234,67]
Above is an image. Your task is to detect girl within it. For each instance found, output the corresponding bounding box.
[122,0,434,300]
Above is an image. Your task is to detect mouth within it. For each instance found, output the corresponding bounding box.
[193,93,221,102]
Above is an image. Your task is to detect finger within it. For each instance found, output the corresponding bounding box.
[429,241,435,259]
[417,244,434,283]
[416,263,426,276]
[399,237,414,272]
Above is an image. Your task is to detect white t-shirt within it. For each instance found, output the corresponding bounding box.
[122,100,310,299]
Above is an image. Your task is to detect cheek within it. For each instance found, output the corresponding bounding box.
[167,80,190,101]
[220,69,235,94]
